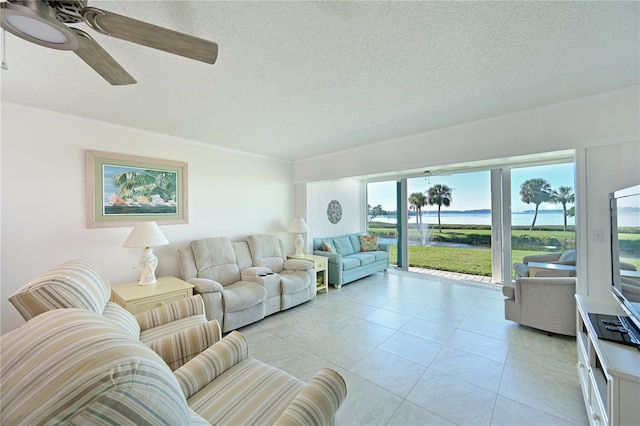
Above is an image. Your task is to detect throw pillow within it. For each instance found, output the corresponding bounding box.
[359,234,378,252]
[321,241,334,253]
[558,250,576,264]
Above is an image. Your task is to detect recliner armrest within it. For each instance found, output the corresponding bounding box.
[147,320,222,370]
[274,368,347,426]
[173,331,249,399]
[283,259,314,271]
[136,295,206,331]
[187,278,224,293]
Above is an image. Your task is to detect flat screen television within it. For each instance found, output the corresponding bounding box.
[609,184,640,345]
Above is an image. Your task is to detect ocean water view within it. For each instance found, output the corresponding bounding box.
[377,209,639,227]
[376,210,575,227]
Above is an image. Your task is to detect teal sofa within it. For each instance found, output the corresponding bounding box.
[313,233,390,288]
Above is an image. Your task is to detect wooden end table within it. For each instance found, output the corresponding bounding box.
[287,254,329,294]
[111,276,194,314]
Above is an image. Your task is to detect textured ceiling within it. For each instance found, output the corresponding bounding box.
[1,1,638,161]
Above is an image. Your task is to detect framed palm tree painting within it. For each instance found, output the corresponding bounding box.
[86,150,188,228]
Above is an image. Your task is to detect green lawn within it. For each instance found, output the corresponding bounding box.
[372,222,640,277]
[388,245,537,276]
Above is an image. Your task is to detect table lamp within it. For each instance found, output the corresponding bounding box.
[123,221,169,285]
[288,217,310,256]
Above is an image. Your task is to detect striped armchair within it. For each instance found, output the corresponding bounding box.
[0,309,347,425]
[8,260,221,370]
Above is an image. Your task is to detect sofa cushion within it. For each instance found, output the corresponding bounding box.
[371,250,389,262]
[187,358,304,425]
[350,253,375,266]
[558,250,576,264]
[221,282,267,313]
[191,238,241,285]
[348,234,362,253]
[280,271,311,294]
[247,234,287,273]
[174,330,249,399]
[359,235,379,252]
[333,236,355,255]
[341,257,360,271]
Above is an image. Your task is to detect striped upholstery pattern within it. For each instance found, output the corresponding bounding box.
[0,309,193,425]
[187,358,305,425]
[174,330,249,398]
[176,330,347,425]
[136,294,206,330]
[274,368,347,426]
[140,314,209,344]
[149,320,222,371]
[103,301,141,339]
[8,260,111,319]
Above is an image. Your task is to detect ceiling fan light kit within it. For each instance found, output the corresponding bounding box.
[0,0,219,85]
[1,0,79,50]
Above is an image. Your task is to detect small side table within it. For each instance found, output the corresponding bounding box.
[287,254,329,294]
[111,276,194,314]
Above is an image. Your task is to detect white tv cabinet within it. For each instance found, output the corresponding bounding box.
[575,295,640,426]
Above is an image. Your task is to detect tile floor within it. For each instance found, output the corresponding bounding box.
[240,268,588,425]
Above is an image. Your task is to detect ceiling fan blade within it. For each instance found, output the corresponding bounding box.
[82,7,218,65]
[70,28,137,86]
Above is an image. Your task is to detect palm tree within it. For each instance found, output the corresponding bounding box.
[408,192,428,244]
[519,178,552,230]
[113,170,177,203]
[408,192,426,224]
[551,186,575,231]
[426,184,453,232]
[367,204,386,222]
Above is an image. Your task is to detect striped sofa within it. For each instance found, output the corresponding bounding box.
[8,260,221,370]
[0,309,347,425]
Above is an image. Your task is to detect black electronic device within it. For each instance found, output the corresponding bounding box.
[609,184,640,341]
[588,313,640,348]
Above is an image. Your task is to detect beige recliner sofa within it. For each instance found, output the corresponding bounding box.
[502,276,577,336]
[0,309,347,425]
[178,235,315,332]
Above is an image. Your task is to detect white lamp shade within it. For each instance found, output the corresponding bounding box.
[123,222,169,286]
[123,221,169,248]
[288,217,310,234]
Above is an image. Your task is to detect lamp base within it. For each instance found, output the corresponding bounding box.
[294,233,305,256]
[137,247,158,286]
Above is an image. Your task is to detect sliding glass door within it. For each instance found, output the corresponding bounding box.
[365,154,576,284]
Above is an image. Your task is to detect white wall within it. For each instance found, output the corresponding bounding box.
[1,104,295,334]
[294,86,639,183]
[307,180,365,241]
[584,141,640,299]
[296,86,640,300]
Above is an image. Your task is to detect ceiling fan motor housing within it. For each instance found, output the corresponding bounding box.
[45,0,87,23]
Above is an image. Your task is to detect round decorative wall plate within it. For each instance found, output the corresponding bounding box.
[327,199,343,224]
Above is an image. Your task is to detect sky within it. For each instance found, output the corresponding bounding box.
[367,162,575,213]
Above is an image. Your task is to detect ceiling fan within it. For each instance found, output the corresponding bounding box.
[0,0,218,85]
